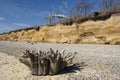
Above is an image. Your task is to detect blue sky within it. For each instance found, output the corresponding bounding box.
[0,0,79,33]
[0,0,100,33]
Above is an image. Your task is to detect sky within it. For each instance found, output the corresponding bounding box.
[0,0,100,33]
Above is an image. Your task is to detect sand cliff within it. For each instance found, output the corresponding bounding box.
[0,14,120,45]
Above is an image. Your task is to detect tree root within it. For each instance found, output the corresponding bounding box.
[19,48,78,76]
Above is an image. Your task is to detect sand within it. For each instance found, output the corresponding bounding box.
[0,41,120,80]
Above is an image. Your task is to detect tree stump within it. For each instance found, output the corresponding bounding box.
[19,48,78,76]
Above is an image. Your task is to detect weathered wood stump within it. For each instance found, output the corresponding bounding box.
[19,48,77,76]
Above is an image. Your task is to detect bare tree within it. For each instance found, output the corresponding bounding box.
[45,1,68,25]
[58,1,68,15]
[101,0,120,10]
[45,15,54,25]
[45,14,68,25]
[70,0,95,17]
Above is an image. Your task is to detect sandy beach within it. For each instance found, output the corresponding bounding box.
[0,41,120,80]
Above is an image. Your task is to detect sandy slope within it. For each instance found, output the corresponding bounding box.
[0,52,31,80]
[0,52,70,80]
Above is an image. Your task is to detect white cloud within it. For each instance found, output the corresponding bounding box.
[0,17,5,21]
[0,24,14,33]
[15,23,31,27]
[0,23,31,33]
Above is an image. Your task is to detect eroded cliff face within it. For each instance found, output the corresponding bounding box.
[0,14,120,45]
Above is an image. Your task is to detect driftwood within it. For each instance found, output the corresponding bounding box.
[19,48,77,76]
